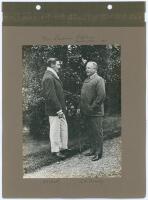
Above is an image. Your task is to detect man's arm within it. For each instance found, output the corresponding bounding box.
[90,78,106,110]
[43,78,62,114]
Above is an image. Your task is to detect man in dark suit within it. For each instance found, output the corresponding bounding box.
[78,61,106,161]
[42,58,68,159]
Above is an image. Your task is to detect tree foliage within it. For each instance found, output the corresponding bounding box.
[22,45,121,137]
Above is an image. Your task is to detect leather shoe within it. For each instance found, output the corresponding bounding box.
[91,154,102,161]
[84,152,94,156]
[53,152,66,159]
[60,149,72,154]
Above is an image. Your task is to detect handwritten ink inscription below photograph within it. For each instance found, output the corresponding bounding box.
[22,45,121,178]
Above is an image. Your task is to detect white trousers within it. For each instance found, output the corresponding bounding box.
[49,115,68,153]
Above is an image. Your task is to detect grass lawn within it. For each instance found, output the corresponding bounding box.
[23,115,121,174]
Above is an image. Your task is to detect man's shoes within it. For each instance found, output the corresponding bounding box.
[60,149,72,154]
[91,154,102,161]
[53,152,66,159]
[84,152,94,156]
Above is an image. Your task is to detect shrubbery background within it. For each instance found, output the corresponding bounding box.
[22,45,121,138]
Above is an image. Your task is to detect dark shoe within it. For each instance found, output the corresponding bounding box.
[60,149,72,154]
[53,152,66,159]
[91,154,102,161]
[84,152,94,156]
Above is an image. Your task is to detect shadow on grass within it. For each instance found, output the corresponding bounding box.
[23,129,121,175]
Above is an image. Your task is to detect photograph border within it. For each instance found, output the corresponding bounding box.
[22,43,122,179]
[3,26,146,198]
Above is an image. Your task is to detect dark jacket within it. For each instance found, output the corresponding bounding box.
[41,70,66,116]
[80,73,106,116]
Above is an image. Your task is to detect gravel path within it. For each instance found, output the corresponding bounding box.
[24,137,121,178]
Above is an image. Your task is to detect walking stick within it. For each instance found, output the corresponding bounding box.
[76,113,82,158]
[78,123,82,153]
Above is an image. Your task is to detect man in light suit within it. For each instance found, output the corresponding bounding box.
[42,58,69,159]
[78,61,106,161]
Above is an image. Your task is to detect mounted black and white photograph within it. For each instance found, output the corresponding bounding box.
[22,44,121,178]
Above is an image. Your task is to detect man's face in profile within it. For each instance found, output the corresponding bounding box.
[86,62,96,77]
[53,61,61,73]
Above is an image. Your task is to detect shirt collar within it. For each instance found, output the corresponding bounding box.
[47,67,59,79]
[89,72,97,80]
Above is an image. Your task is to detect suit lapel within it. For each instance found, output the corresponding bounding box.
[46,71,63,85]
[84,73,98,83]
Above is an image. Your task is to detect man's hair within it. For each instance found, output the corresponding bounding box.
[87,61,98,70]
[47,58,58,67]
